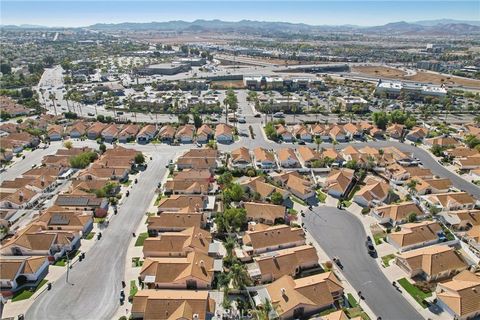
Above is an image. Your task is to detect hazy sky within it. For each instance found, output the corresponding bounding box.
[1,1,479,27]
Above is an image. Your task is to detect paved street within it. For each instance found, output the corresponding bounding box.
[304,206,423,320]
[25,152,173,320]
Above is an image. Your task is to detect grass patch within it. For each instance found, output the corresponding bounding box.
[94,217,106,224]
[132,257,144,267]
[345,307,371,320]
[373,233,386,245]
[316,190,327,203]
[129,280,138,299]
[397,278,432,308]
[381,254,395,267]
[291,195,307,206]
[12,279,48,302]
[53,250,80,266]
[135,232,149,247]
[347,293,358,307]
[84,232,95,240]
[347,185,361,201]
[317,307,337,316]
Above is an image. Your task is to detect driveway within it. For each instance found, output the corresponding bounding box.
[304,206,423,320]
[25,152,171,320]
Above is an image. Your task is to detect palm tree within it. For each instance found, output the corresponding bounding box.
[39,88,47,112]
[230,262,251,289]
[406,179,418,195]
[315,137,322,153]
[49,92,58,116]
[250,299,276,320]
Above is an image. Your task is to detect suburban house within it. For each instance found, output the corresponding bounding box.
[436,270,480,320]
[176,149,218,171]
[424,136,457,148]
[324,168,355,198]
[253,147,277,169]
[196,124,213,143]
[0,223,80,261]
[421,192,477,213]
[278,148,301,168]
[292,124,312,142]
[343,122,363,139]
[142,226,212,257]
[67,121,87,138]
[0,256,49,294]
[395,245,467,282]
[256,272,344,320]
[158,125,176,142]
[297,146,322,167]
[272,172,315,201]
[372,202,425,225]
[215,123,234,143]
[139,251,214,289]
[241,224,305,258]
[157,195,209,213]
[47,124,64,141]
[387,221,443,252]
[87,122,107,140]
[230,147,252,169]
[248,244,319,284]
[329,125,347,142]
[101,124,120,143]
[54,194,109,217]
[454,155,480,171]
[240,177,289,201]
[175,124,195,143]
[164,169,213,195]
[406,127,429,142]
[244,202,286,225]
[137,125,158,144]
[438,209,480,231]
[146,211,204,235]
[131,290,215,320]
[118,124,140,143]
[386,124,404,140]
[411,177,452,195]
[353,177,390,207]
[276,124,294,142]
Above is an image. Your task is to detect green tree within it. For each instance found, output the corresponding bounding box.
[135,153,145,164]
[63,141,73,149]
[0,63,12,75]
[69,151,98,169]
[193,113,203,129]
[99,143,107,153]
[270,191,284,205]
[315,137,322,153]
[372,111,388,130]
[407,212,417,223]
[230,262,251,289]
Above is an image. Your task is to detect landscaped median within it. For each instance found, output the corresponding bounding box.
[397,277,432,308]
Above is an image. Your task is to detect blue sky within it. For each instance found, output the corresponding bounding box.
[1,1,479,27]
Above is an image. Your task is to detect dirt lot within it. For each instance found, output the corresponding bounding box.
[352,65,480,89]
[210,80,245,89]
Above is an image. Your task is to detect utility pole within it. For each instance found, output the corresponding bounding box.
[66,250,71,285]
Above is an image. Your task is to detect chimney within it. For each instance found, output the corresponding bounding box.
[41,176,45,187]
[280,288,286,295]
[19,191,24,202]
[199,260,205,268]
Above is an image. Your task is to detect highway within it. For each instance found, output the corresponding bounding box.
[304,207,423,320]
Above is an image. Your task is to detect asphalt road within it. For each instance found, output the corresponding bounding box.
[25,151,172,320]
[304,206,423,320]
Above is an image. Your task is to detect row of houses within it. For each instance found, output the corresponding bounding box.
[46,121,235,144]
[271,121,429,143]
[0,146,141,297]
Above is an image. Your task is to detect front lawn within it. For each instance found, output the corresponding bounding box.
[132,257,144,267]
[54,250,80,266]
[316,190,327,203]
[347,293,358,307]
[290,195,307,206]
[12,279,48,302]
[121,180,132,186]
[381,254,395,267]
[84,232,95,240]
[373,232,386,245]
[397,278,432,308]
[134,232,149,246]
[129,280,138,299]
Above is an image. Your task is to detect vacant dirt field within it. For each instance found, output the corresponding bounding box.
[210,80,245,89]
[352,65,480,89]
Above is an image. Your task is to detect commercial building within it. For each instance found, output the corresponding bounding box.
[375,79,447,100]
[137,63,191,75]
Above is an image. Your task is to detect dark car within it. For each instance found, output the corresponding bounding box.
[366,236,376,256]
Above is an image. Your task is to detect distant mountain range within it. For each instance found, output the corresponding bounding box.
[2,19,480,35]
